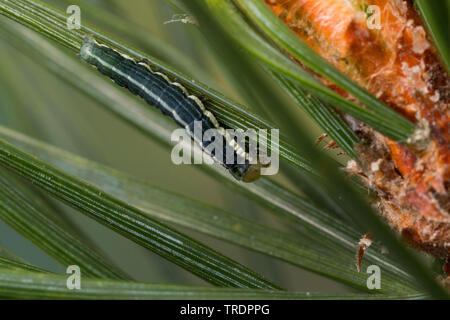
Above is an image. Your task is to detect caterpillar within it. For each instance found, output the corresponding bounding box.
[79,36,264,182]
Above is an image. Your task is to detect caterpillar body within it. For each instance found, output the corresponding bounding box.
[79,36,263,182]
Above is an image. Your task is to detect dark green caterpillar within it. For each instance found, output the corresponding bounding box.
[79,36,263,182]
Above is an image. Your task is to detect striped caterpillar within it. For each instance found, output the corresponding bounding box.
[79,36,265,182]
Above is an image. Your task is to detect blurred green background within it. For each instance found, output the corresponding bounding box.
[0,0,350,292]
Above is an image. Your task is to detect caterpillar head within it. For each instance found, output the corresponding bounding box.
[241,155,271,183]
